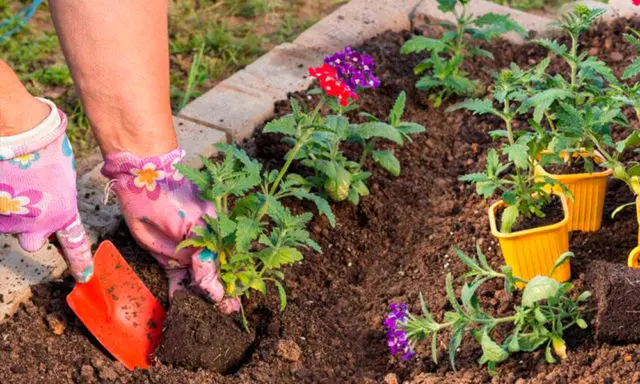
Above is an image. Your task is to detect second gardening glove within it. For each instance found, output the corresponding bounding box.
[101,148,240,313]
[0,99,94,282]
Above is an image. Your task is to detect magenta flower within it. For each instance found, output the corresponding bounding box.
[385,303,416,360]
[325,47,380,91]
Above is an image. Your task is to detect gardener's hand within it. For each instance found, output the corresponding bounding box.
[0,100,94,282]
[101,148,240,313]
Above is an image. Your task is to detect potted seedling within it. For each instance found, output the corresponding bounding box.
[385,246,590,374]
[522,6,623,232]
[451,65,572,283]
[400,0,526,107]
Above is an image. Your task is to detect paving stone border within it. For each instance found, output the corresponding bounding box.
[1,0,635,321]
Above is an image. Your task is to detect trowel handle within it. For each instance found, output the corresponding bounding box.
[81,275,113,321]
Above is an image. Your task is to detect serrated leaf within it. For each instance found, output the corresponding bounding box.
[235,216,263,253]
[437,0,457,13]
[175,163,210,191]
[292,189,336,227]
[400,36,447,55]
[458,172,489,183]
[474,13,527,38]
[446,99,500,116]
[264,115,297,136]
[623,58,640,79]
[502,143,529,169]
[372,150,401,176]
[259,246,304,268]
[535,39,568,56]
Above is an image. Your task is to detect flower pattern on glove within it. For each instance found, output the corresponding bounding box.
[9,152,40,169]
[0,183,42,218]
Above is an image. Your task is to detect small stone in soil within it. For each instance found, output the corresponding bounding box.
[45,312,68,336]
[277,339,302,362]
[384,373,399,384]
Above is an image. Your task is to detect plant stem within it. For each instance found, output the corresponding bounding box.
[569,34,578,90]
[358,139,375,170]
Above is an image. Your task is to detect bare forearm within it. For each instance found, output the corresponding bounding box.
[49,0,177,156]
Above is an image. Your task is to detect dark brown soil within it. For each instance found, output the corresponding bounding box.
[545,157,606,175]
[3,17,640,384]
[498,195,565,233]
[155,291,256,374]
[587,261,640,345]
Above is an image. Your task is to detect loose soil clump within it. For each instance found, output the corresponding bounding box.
[3,17,640,383]
[156,291,256,374]
[587,260,640,345]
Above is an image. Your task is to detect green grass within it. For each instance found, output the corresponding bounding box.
[0,0,341,155]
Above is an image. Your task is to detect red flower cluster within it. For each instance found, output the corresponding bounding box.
[308,63,358,106]
[634,0,640,6]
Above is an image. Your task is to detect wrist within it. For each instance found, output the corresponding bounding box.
[0,98,66,160]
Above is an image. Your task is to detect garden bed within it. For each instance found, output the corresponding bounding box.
[3,17,640,383]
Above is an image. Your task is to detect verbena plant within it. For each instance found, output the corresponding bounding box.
[400,0,526,107]
[268,91,425,204]
[450,65,568,232]
[176,143,334,329]
[267,48,425,204]
[385,246,590,374]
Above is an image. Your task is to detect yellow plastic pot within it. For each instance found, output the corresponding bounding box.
[628,197,640,268]
[535,151,612,232]
[488,194,571,286]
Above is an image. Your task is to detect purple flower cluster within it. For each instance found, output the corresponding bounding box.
[324,46,380,91]
[384,303,416,361]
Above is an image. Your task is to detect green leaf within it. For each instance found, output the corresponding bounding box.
[502,143,529,169]
[458,172,489,183]
[273,280,288,311]
[219,216,238,238]
[400,36,447,55]
[477,329,510,364]
[449,324,466,371]
[623,58,640,79]
[389,91,406,126]
[235,216,263,253]
[520,88,573,123]
[356,122,403,144]
[611,201,635,219]
[500,204,519,233]
[396,122,426,139]
[549,252,573,277]
[175,163,210,191]
[446,99,500,117]
[522,276,561,307]
[263,115,297,136]
[545,343,557,364]
[535,38,568,56]
[437,0,457,13]
[292,189,336,227]
[616,131,640,153]
[474,13,527,38]
[372,150,401,177]
[576,318,588,329]
[259,246,304,268]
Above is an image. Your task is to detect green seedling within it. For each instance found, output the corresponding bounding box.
[400,0,525,107]
[398,246,590,375]
[451,64,569,232]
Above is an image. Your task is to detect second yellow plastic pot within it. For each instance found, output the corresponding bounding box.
[628,197,640,268]
[488,194,571,286]
[535,151,612,232]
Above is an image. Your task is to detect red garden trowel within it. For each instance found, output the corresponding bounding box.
[66,241,166,371]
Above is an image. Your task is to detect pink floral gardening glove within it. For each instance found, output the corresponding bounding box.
[101,148,239,313]
[0,99,94,282]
